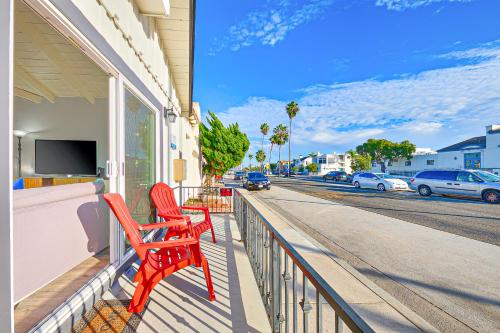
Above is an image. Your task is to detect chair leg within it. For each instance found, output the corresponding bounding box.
[129,276,152,313]
[134,261,146,283]
[129,269,165,313]
[201,255,216,301]
[209,220,217,244]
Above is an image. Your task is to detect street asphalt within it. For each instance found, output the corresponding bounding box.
[269,176,500,246]
[227,176,500,332]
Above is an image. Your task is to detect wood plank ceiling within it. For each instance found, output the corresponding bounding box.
[14,1,108,104]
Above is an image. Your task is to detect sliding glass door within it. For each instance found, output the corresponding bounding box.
[122,87,157,251]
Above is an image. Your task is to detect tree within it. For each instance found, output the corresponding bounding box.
[260,122,269,152]
[256,149,266,172]
[248,153,253,168]
[273,124,289,176]
[286,101,300,177]
[268,134,277,168]
[200,111,250,182]
[356,139,416,173]
[347,150,372,172]
[269,162,277,171]
[306,162,318,173]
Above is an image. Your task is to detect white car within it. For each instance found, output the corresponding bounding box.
[352,172,409,191]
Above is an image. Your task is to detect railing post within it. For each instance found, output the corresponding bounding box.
[271,237,282,332]
[316,291,323,333]
[264,229,270,307]
[242,202,248,245]
[283,253,291,333]
[301,275,313,333]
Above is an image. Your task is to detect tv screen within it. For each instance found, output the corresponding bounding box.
[35,140,97,175]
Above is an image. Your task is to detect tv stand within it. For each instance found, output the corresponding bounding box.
[23,177,97,189]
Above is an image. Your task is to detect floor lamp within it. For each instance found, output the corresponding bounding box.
[13,130,28,178]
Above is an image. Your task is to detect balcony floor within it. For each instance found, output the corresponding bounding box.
[106,214,270,332]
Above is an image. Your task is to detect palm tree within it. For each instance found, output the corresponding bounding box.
[286,101,300,177]
[256,150,266,172]
[273,124,289,177]
[268,135,277,173]
[248,153,254,169]
[260,123,269,152]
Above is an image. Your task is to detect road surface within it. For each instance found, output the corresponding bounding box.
[271,176,500,246]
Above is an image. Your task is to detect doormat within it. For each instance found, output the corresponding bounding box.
[72,299,143,333]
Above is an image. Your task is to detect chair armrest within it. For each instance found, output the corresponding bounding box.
[139,238,198,251]
[138,219,187,231]
[159,213,191,221]
[182,205,208,212]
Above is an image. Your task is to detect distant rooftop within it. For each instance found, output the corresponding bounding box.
[437,136,486,152]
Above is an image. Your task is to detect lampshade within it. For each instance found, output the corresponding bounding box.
[13,130,28,137]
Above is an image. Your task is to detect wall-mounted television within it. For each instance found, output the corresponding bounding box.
[35,139,97,175]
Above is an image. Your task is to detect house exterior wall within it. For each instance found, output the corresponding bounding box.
[485,126,500,170]
[70,0,180,111]
[180,116,202,187]
[313,153,352,175]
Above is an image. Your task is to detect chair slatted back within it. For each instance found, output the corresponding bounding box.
[150,182,182,218]
[103,193,145,257]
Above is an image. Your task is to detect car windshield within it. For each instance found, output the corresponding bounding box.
[473,171,500,182]
[381,174,398,179]
[248,172,266,179]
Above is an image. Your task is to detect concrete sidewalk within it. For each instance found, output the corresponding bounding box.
[254,185,500,332]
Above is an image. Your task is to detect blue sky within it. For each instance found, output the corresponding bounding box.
[193,0,500,159]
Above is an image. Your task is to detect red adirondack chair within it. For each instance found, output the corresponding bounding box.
[150,182,217,244]
[103,193,216,313]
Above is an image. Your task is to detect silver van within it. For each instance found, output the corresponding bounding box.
[410,169,500,203]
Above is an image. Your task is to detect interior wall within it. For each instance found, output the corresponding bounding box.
[13,96,108,177]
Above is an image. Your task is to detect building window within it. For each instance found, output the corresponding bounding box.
[318,157,326,164]
[387,160,393,166]
[464,152,481,169]
[427,160,435,165]
[405,160,411,166]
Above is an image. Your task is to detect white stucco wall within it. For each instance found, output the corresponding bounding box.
[71,0,181,111]
[180,117,202,187]
[485,131,500,169]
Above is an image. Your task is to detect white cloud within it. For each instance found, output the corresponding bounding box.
[213,40,500,154]
[375,0,472,11]
[211,0,334,54]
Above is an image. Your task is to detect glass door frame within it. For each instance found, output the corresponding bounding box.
[117,78,162,263]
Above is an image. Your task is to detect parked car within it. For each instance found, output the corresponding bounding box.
[234,171,246,180]
[323,171,348,182]
[283,171,296,177]
[410,169,500,203]
[346,172,361,183]
[243,172,271,190]
[352,172,409,191]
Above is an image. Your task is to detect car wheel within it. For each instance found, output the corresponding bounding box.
[377,183,386,191]
[483,190,499,204]
[266,186,271,190]
[354,181,360,188]
[418,185,432,197]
